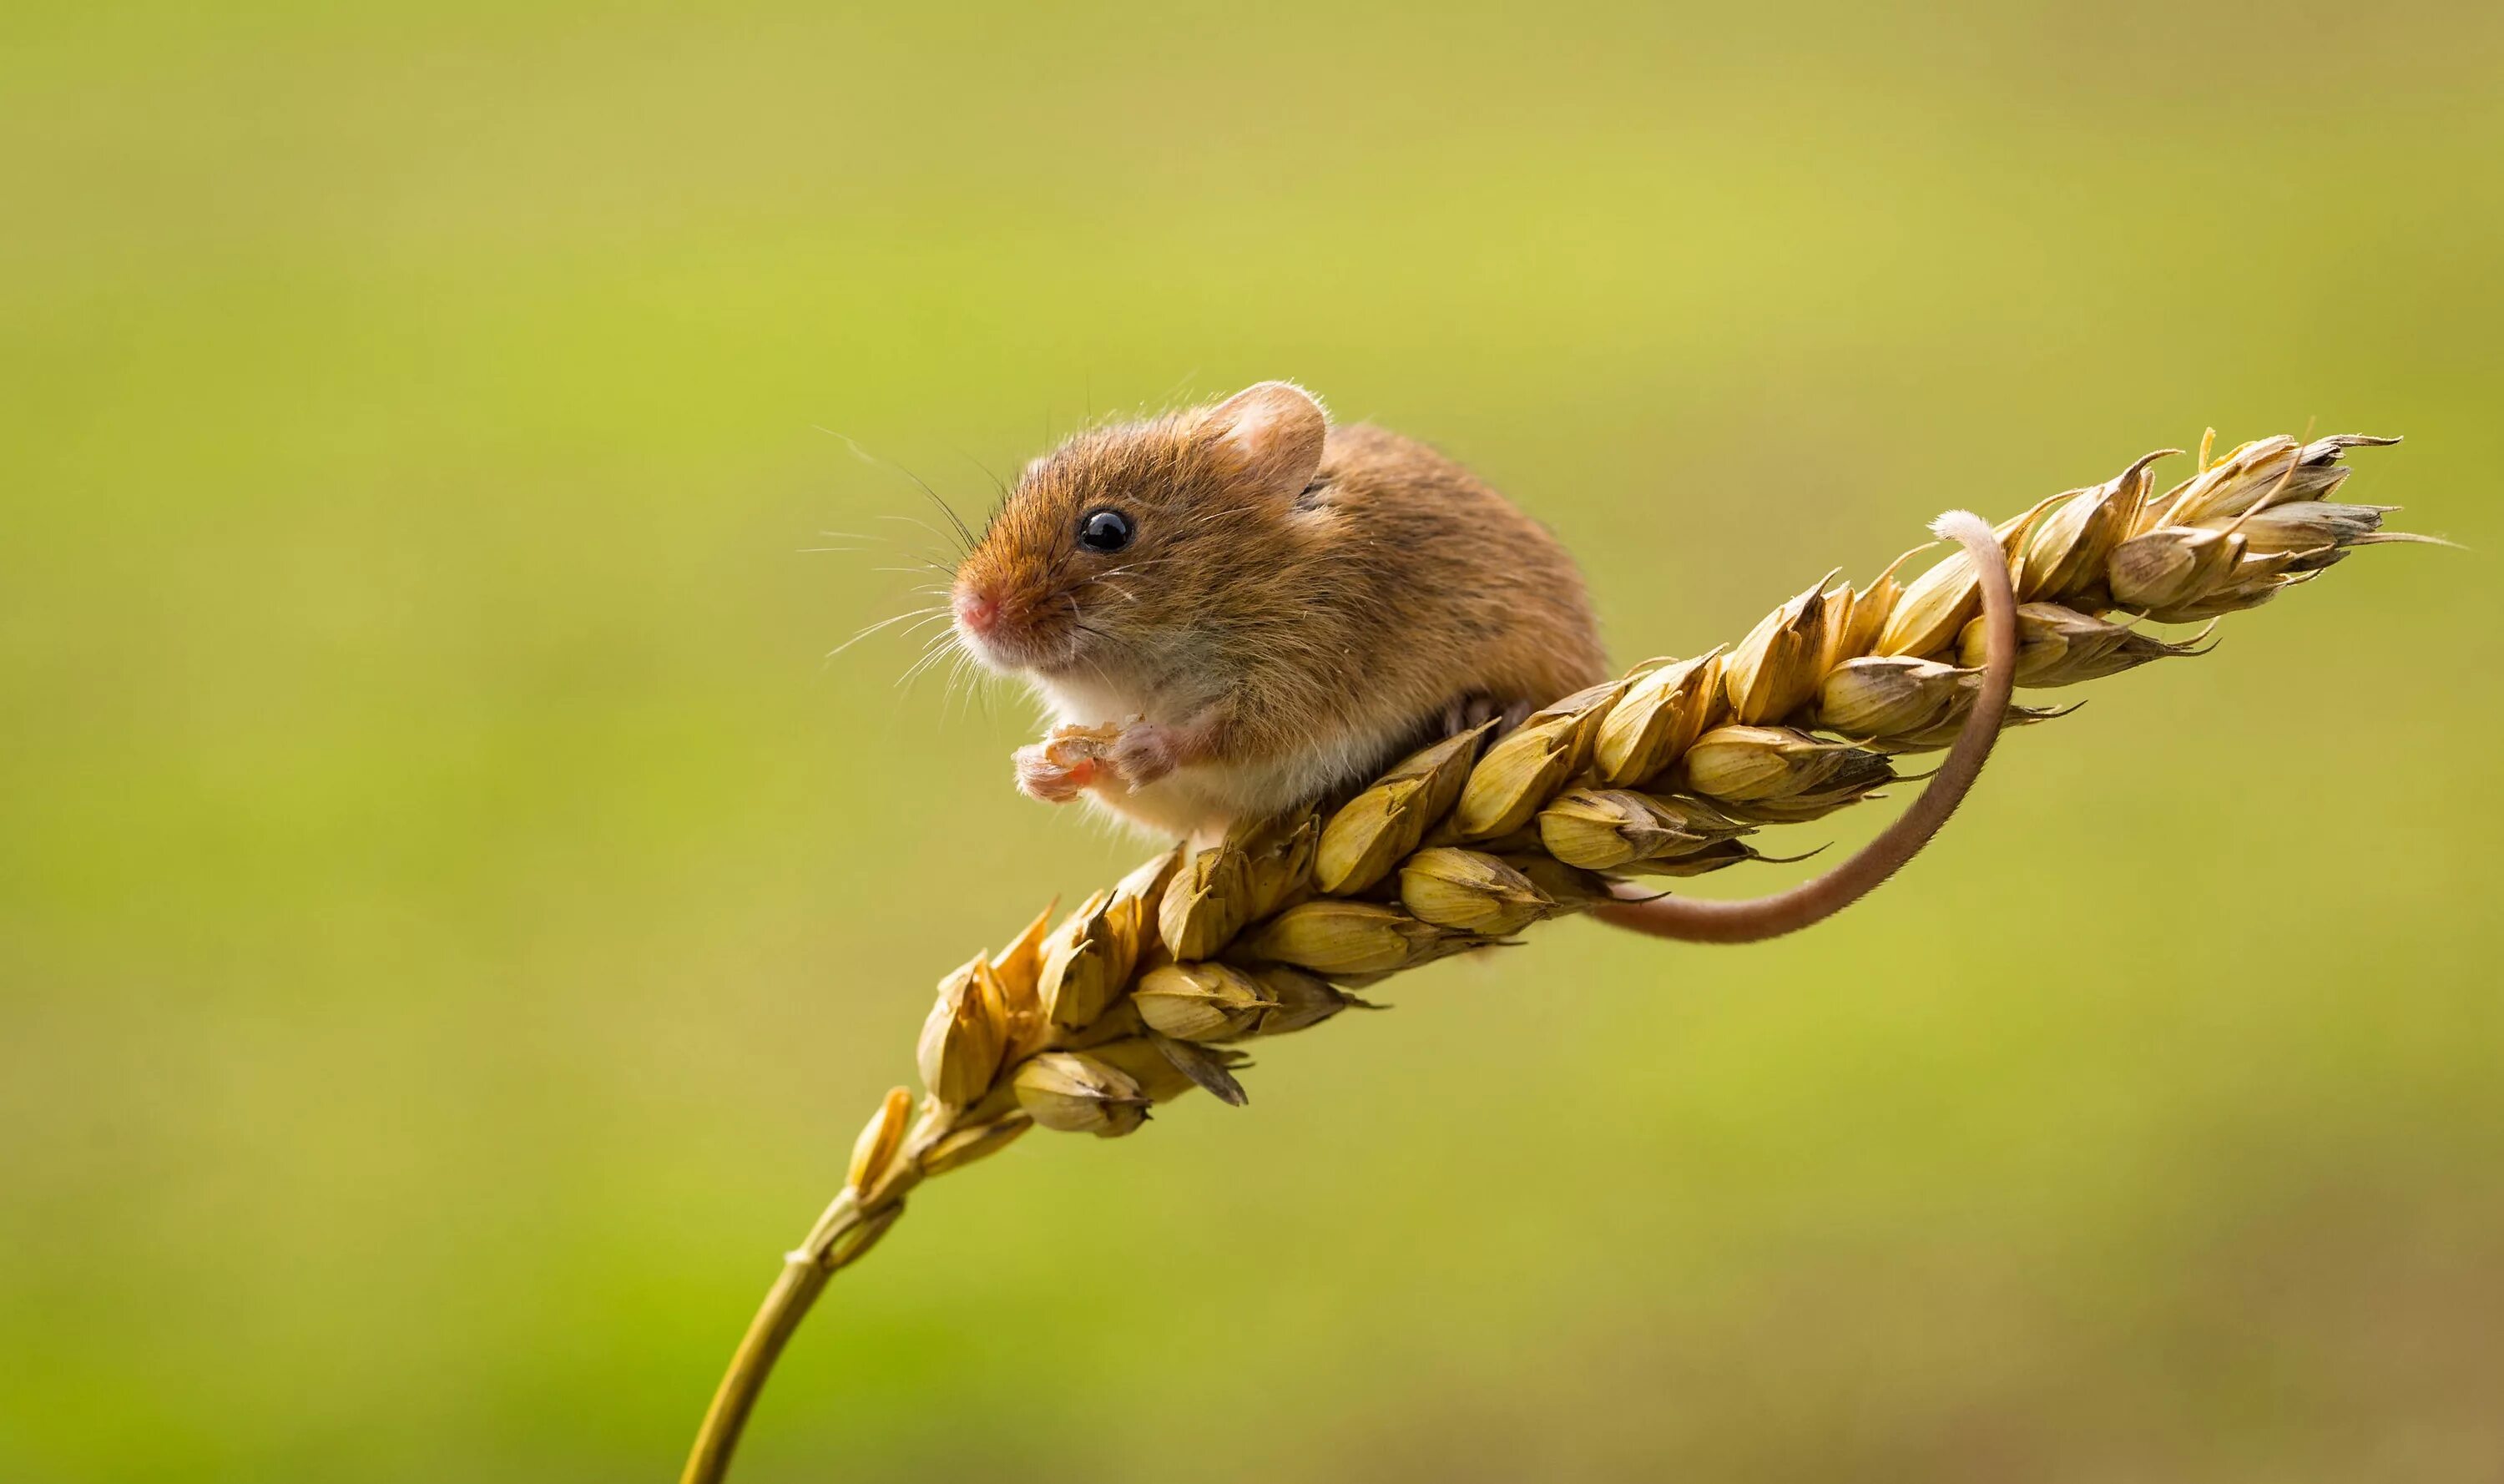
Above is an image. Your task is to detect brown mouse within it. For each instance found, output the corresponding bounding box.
[948,381,2017,943]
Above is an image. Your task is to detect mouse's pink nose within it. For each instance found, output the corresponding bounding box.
[955,586,1001,636]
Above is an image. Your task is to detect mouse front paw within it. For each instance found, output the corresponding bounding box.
[1013,724,1120,805]
[1108,719,1183,790]
[1012,743,1092,804]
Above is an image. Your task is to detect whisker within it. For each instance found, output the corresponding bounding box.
[876,513,970,553]
[826,605,947,660]
[949,442,1010,499]
[944,649,983,723]
[893,649,948,692]
[874,558,960,579]
[819,428,978,554]
[896,618,967,684]
[897,634,961,689]
[871,575,960,598]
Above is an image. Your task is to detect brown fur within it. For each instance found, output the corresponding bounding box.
[952,382,1608,838]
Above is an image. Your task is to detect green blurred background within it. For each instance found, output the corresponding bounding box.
[5,2,2501,1479]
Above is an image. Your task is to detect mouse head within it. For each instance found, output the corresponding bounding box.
[952,381,1330,679]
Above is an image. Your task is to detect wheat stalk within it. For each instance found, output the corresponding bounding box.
[681,431,2428,1483]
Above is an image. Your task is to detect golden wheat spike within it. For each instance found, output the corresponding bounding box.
[681,432,2413,1484]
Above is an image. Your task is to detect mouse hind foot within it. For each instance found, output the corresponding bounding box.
[1440,693,1535,738]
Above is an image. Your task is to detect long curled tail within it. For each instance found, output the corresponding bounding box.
[1593,510,2018,944]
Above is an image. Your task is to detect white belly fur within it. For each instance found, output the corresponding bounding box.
[1036,677,1414,841]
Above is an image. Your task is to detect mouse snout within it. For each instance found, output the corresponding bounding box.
[953,582,1002,636]
[953,572,1078,674]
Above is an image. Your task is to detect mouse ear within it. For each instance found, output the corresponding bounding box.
[1200,381,1328,500]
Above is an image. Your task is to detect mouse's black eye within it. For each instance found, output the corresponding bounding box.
[1077,508,1134,553]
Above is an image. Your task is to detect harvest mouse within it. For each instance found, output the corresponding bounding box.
[948,381,2017,942]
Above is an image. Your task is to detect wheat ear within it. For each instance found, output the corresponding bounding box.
[682,432,2430,1484]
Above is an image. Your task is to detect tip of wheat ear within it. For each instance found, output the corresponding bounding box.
[684,431,2429,1484]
